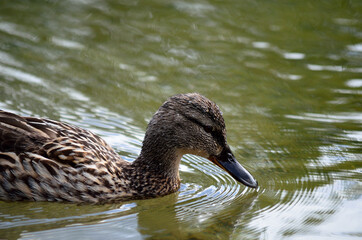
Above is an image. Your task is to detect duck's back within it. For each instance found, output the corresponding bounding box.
[0,110,130,203]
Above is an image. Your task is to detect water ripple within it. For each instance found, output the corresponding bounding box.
[0,64,44,85]
[0,22,38,42]
[175,154,254,221]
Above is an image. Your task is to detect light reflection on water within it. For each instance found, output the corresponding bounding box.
[0,0,362,239]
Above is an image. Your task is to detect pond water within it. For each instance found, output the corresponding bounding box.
[0,0,361,239]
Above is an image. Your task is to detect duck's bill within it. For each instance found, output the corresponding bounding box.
[208,146,258,188]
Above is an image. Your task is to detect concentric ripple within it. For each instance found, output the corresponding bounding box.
[175,154,256,221]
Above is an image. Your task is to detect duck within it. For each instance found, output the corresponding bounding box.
[0,93,257,203]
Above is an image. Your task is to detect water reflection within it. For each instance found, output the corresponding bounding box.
[0,65,44,85]
[0,22,38,42]
[346,79,362,88]
[10,190,257,240]
[1,0,361,239]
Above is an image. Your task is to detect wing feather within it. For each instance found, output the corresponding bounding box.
[0,110,120,166]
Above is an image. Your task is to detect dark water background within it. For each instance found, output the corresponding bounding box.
[0,0,361,239]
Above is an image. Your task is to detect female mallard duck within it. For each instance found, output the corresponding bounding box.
[0,93,257,203]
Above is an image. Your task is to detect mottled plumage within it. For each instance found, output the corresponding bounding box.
[0,93,257,203]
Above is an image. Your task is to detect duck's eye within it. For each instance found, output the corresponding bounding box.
[204,125,214,134]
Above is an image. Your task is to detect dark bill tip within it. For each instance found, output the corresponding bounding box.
[209,147,258,188]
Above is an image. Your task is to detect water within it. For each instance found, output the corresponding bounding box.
[0,0,361,239]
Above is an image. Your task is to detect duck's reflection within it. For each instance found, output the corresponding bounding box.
[7,190,257,240]
[137,191,258,239]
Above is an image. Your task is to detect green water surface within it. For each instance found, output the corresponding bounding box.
[0,0,361,239]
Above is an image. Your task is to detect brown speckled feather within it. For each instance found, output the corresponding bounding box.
[0,110,137,202]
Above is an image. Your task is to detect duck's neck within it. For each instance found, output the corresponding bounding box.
[129,147,182,198]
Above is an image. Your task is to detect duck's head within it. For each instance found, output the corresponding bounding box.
[140,93,258,189]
